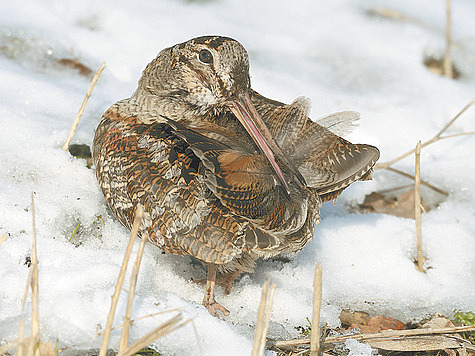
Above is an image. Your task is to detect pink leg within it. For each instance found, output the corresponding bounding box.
[223,269,243,295]
[194,269,243,295]
[202,263,230,317]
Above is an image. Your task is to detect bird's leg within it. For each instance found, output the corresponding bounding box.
[222,269,242,295]
[193,269,243,295]
[202,263,230,317]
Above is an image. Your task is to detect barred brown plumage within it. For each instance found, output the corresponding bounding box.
[92,35,379,316]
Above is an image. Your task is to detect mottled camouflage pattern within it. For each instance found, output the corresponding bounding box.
[92,36,379,307]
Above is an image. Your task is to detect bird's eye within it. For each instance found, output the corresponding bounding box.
[198,49,213,64]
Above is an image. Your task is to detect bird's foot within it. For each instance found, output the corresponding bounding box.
[201,263,231,317]
[202,294,229,317]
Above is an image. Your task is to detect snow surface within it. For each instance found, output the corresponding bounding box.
[1,0,474,355]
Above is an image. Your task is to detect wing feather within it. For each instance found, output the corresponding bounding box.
[250,90,379,198]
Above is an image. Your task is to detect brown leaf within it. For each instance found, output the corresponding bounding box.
[57,58,93,77]
[339,310,370,327]
[354,316,405,333]
[359,188,429,219]
[340,311,405,333]
[423,313,456,329]
[366,316,405,332]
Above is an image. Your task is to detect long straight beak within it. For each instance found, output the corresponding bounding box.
[226,93,305,195]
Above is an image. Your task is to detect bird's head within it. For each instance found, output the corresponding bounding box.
[135,35,304,194]
[138,36,251,111]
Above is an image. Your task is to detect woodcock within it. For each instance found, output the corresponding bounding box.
[92,36,380,316]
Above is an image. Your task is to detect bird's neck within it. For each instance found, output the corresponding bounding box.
[127,90,214,125]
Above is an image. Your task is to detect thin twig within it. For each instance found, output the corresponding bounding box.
[414,142,425,273]
[386,167,449,196]
[119,315,190,356]
[439,131,475,140]
[118,226,148,353]
[443,0,453,79]
[310,263,322,356]
[30,193,40,354]
[376,184,415,195]
[375,99,475,170]
[99,205,144,356]
[272,325,475,348]
[62,62,106,151]
[436,100,475,139]
[95,309,183,336]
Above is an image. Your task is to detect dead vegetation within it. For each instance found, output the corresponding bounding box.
[62,62,106,152]
[358,98,475,222]
[2,212,473,356]
[0,28,95,78]
[368,0,463,80]
[270,314,475,355]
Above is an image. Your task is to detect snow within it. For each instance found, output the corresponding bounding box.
[1,0,474,355]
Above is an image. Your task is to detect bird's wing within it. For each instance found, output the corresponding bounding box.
[164,116,307,235]
[97,114,285,266]
[251,90,379,201]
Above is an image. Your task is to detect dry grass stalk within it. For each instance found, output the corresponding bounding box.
[252,280,269,356]
[368,8,413,22]
[443,0,453,79]
[99,205,144,356]
[259,282,276,356]
[118,228,148,353]
[272,325,475,348]
[62,61,106,151]
[376,99,475,171]
[252,280,276,356]
[0,234,6,245]
[414,142,425,272]
[310,263,323,356]
[119,315,191,356]
[15,323,25,356]
[12,194,41,356]
[376,184,414,195]
[374,99,475,197]
[386,167,448,196]
[30,193,40,355]
[16,265,33,356]
[96,309,183,335]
